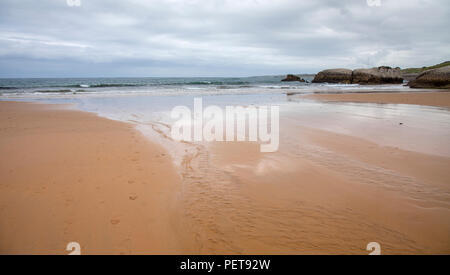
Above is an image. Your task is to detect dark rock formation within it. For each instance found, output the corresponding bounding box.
[352,66,403,84]
[281,74,306,82]
[312,69,353,84]
[402,73,420,82]
[313,66,404,85]
[408,66,450,89]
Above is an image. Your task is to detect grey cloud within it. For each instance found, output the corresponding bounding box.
[0,0,449,77]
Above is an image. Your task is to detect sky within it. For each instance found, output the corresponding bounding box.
[0,0,449,78]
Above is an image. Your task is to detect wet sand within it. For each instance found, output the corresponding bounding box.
[172,122,450,254]
[0,101,185,254]
[141,103,450,254]
[1,100,449,254]
[301,91,450,107]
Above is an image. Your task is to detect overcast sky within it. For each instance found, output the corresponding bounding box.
[0,0,449,77]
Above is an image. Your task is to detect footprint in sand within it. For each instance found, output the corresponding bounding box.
[110,219,120,225]
[129,194,138,201]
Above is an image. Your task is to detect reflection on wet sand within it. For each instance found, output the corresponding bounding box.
[141,96,450,254]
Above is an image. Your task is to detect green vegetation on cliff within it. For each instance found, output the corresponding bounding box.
[402,61,450,74]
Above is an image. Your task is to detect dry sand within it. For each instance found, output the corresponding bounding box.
[1,100,449,254]
[0,101,186,254]
[301,91,450,107]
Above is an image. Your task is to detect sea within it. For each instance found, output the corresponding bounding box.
[0,75,411,98]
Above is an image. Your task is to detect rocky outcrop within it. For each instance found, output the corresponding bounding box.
[402,73,420,82]
[312,69,353,84]
[352,66,403,84]
[312,66,403,85]
[408,66,450,89]
[281,74,306,82]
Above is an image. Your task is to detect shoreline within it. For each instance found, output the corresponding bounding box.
[298,91,450,108]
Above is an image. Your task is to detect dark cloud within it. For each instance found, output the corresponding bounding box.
[0,0,449,77]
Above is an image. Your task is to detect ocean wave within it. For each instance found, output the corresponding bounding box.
[159,81,252,86]
[82,84,144,88]
[31,82,253,89]
[33,89,89,94]
[0,76,315,91]
[70,81,254,88]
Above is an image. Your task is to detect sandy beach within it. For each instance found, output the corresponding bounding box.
[1,98,449,254]
[178,123,450,254]
[301,91,450,107]
[0,101,186,254]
